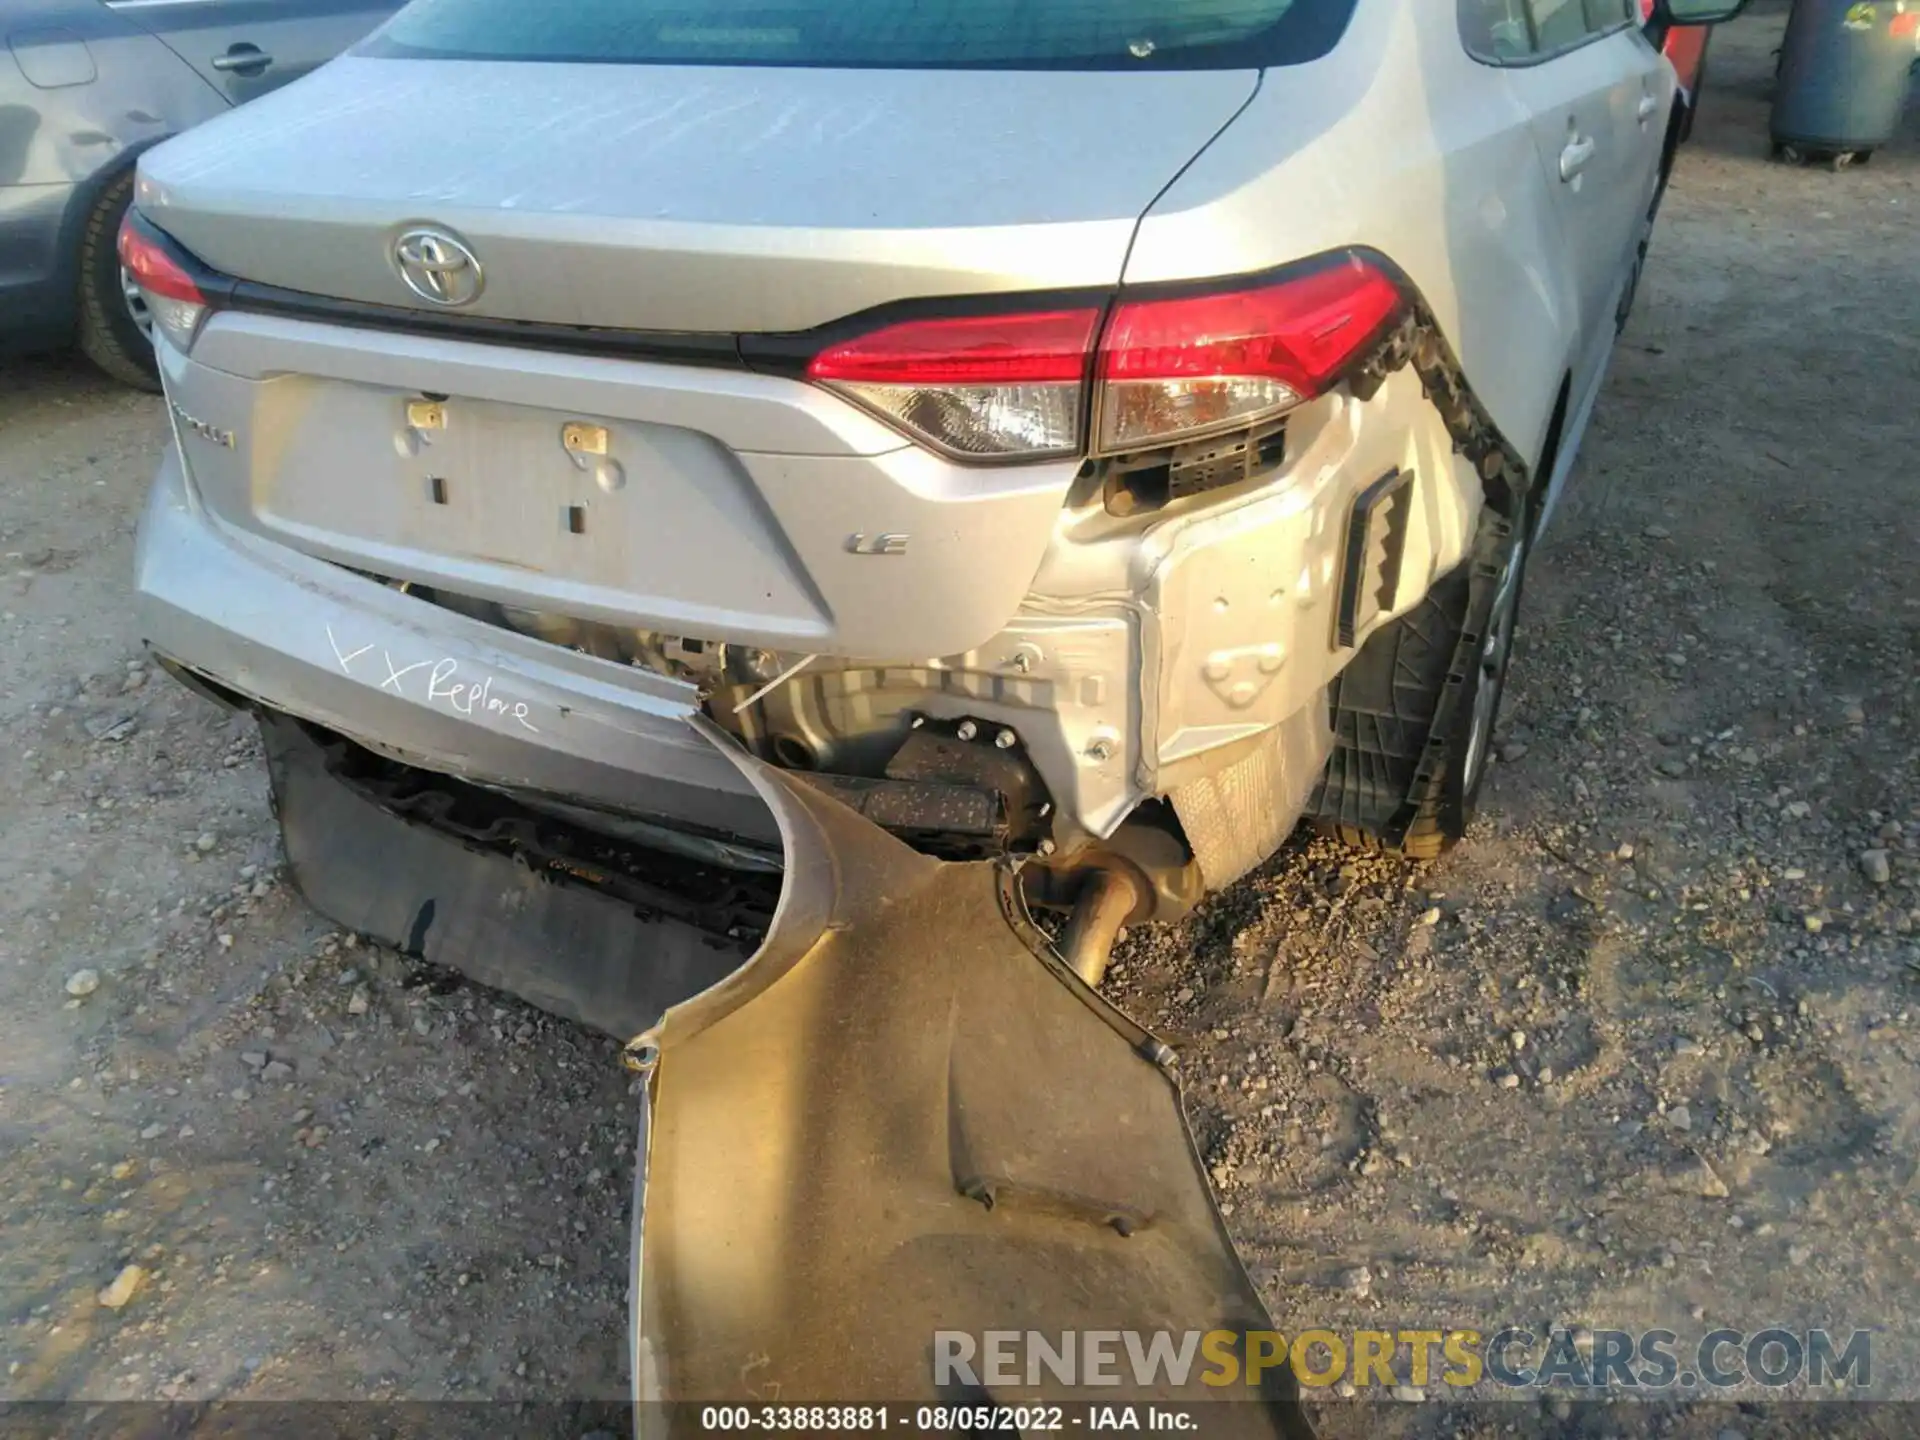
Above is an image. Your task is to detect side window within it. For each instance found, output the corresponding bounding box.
[1583,0,1638,27]
[1459,0,1536,62]
[1527,0,1589,51]
[1464,0,1638,64]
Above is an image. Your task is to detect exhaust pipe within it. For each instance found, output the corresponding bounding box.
[1060,865,1149,989]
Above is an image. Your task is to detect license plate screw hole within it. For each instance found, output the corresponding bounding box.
[567,505,587,535]
[429,476,448,506]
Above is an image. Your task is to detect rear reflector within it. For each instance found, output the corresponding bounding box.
[118,214,210,352]
[807,310,1100,458]
[804,255,1404,462]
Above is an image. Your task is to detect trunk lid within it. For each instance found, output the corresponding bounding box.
[135,56,1258,332]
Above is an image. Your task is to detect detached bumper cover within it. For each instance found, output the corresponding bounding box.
[631,728,1310,1431]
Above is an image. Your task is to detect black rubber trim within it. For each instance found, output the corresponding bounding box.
[1334,467,1414,650]
[228,279,748,368]
[127,208,747,369]
[1313,566,1465,835]
[740,248,1410,380]
[1306,288,1537,851]
[737,282,1116,379]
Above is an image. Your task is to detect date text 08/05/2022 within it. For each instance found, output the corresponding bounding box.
[696,1406,1198,1432]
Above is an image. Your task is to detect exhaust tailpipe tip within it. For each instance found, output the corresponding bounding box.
[1061,866,1150,989]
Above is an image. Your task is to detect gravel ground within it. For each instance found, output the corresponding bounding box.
[2,10,1916,1435]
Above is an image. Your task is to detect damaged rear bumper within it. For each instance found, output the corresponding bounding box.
[135,444,776,849]
[629,726,1312,1432]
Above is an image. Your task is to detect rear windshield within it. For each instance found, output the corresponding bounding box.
[364,0,1359,70]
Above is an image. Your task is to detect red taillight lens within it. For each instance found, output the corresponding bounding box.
[802,255,1403,462]
[117,214,211,351]
[807,310,1101,458]
[808,310,1098,387]
[118,219,203,304]
[1096,257,1404,452]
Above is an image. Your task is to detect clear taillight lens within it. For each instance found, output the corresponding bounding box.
[117,216,209,352]
[803,256,1404,463]
[807,310,1101,458]
[1096,259,1404,452]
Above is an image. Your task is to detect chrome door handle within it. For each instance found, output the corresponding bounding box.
[1637,93,1660,122]
[1560,134,1597,181]
[211,45,272,74]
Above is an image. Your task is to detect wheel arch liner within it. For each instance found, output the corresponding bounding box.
[1310,264,1537,849]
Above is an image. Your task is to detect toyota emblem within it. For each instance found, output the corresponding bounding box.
[392,227,484,307]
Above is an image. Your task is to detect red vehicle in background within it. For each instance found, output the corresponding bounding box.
[1645,0,1714,137]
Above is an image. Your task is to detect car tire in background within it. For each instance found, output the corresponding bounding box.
[76,170,161,392]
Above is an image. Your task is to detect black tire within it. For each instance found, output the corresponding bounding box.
[75,171,161,392]
[1313,495,1534,861]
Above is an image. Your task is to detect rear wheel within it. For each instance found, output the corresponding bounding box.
[75,171,160,392]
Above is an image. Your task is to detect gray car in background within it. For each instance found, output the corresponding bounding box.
[0,0,395,386]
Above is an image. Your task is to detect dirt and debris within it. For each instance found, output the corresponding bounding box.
[0,10,1915,1432]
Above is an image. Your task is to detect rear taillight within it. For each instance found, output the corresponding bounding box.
[804,254,1404,462]
[1095,259,1405,453]
[117,215,209,352]
[807,309,1101,458]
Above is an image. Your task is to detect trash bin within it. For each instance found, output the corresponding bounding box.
[1770,0,1918,165]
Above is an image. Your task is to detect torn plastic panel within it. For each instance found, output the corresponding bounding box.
[630,720,1312,1432]
[263,714,764,1038]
